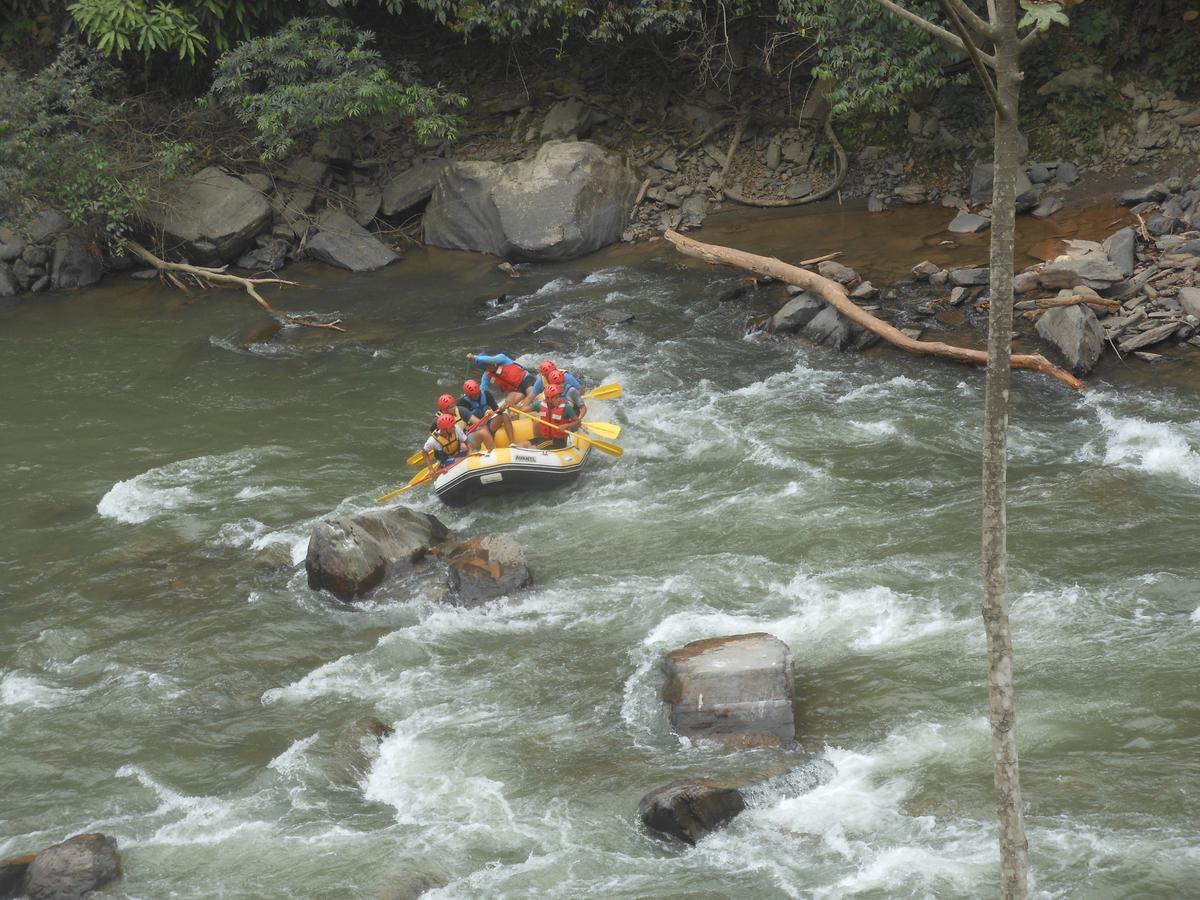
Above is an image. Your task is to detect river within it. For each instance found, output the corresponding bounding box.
[2,202,1199,898]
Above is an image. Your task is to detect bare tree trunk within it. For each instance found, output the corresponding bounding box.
[982,2,1029,896]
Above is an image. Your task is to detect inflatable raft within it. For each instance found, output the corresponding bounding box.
[432,416,592,506]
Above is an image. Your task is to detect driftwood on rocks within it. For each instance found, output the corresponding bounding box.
[663,229,1087,391]
[124,240,344,331]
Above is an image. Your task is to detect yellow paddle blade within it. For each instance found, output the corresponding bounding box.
[406,450,424,468]
[378,466,434,503]
[583,382,622,401]
[508,407,624,458]
[581,420,621,439]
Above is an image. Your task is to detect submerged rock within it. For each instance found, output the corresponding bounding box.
[443,533,532,607]
[638,778,746,845]
[662,632,796,748]
[20,833,122,900]
[331,715,394,784]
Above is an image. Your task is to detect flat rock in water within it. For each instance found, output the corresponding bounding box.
[21,833,121,900]
[948,212,990,234]
[306,210,397,272]
[638,779,746,845]
[769,292,824,334]
[1032,196,1063,218]
[305,506,449,601]
[802,305,853,349]
[444,533,532,607]
[144,167,272,265]
[1036,304,1105,375]
[380,159,449,217]
[662,632,796,748]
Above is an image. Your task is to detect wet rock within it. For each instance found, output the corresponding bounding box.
[1037,65,1104,96]
[680,194,706,229]
[1120,183,1169,205]
[331,715,394,784]
[867,193,885,213]
[970,164,994,203]
[1032,196,1063,218]
[850,281,878,300]
[540,97,595,140]
[948,212,990,234]
[144,167,273,265]
[444,533,532,607]
[305,506,449,601]
[28,210,71,244]
[895,182,926,205]
[0,261,17,297]
[769,292,824,334]
[30,275,50,293]
[950,267,990,287]
[662,632,796,748]
[236,238,290,272]
[0,854,35,897]
[1038,254,1123,291]
[1036,304,1105,375]
[50,234,103,290]
[380,159,449,217]
[20,833,121,900]
[424,141,639,261]
[306,209,397,272]
[380,874,444,900]
[1054,162,1080,185]
[1014,175,1041,214]
[637,779,746,846]
[817,259,858,285]
[1103,227,1137,277]
[1026,163,1052,184]
[911,260,941,280]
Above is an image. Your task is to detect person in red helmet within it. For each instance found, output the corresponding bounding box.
[532,360,585,415]
[530,381,579,449]
[457,378,514,444]
[421,412,472,473]
[429,392,493,451]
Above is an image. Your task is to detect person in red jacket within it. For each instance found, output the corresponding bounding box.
[466,352,537,409]
[529,382,579,450]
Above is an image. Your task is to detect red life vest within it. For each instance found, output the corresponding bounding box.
[537,399,571,439]
[490,362,527,394]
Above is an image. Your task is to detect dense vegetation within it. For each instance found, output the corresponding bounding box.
[1,0,1198,244]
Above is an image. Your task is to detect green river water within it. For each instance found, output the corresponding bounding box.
[2,202,1200,898]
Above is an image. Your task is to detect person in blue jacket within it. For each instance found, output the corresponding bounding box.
[466,352,537,409]
[457,378,516,444]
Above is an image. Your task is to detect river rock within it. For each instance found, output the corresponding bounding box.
[1120,183,1169,205]
[1038,253,1123,291]
[1026,163,1052,184]
[1178,286,1200,319]
[236,237,290,272]
[817,259,858,285]
[680,194,706,228]
[305,506,449,600]
[20,833,121,900]
[769,292,824,334]
[662,632,796,748]
[1032,196,1063,218]
[444,533,532,607]
[541,97,595,140]
[352,184,382,226]
[306,209,397,272]
[1055,162,1080,185]
[145,167,272,265]
[911,260,940,280]
[1103,227,1136,277]
[950,266,990,286]
[50,234,103,290]
[1036,304,1105,375]
[1013,271,1040,294]
[0,261,16,297]
[803,305,854,349]
[331,716,394,784]
[970,164,995,203]
[423,141,639,261]
[380,874,444,900]
[765,139,781,171]
[0,234,25,262]
[28,210,71,244]
[948,212,990,234]
[895,182,926,205]
[1,854,35,896]
[637,779,746,846]
[381,159,449,217]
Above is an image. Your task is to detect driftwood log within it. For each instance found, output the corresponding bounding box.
[124,240,345,331]
[663,229,1086,391]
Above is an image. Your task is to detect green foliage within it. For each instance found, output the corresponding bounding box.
[67,0,279,64]
[1018,1,1070,32]
[209,17,466,160]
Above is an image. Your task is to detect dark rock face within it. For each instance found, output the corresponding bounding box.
[20,833,121,900]
[444,533,533,607]
[769,292,824,334]
[50,234,103,290]
[331,716,394,784]
[305,507,449,600]
[0,854,35,897]
[423,141,639,261]
[969,164,994,203]
[662,632,796,748]
[144,167,272,265]
[1036,304,1105,375]
[381,159,450,217]
[637,779,746,845]
[306,209,398,273]
[236,238,291,272]
[1038,253,1123,292]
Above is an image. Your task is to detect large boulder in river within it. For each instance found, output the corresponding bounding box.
[306,209,397,272]
[144,167,272,265]
[1036,303,1105,375]
[305,506,449,600]
[423,140,639,261]
[20,833,122,900]
[638,778,746,845]
[662,632,796,748]
[443,533,532,607]
[50,233,103,290]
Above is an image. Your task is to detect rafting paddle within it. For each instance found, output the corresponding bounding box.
[582,383,622,401]
[378,466,436,502]
[507,407,624,457]
[581,421,621,439]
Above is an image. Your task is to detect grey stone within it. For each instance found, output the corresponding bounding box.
[1037,65,1104,96]
[22,244,48,267]
[1145,213,1181,236]
[948,212,990,234]
[306,209,397,272]
[0,261,16,296]
[817,259,858,285]
[11,258,34,290]
[802,304,852,349]
[1177,109,1200,128]
[769,292,824,334]
[144,167,273,265]
[236,238,290,272]
[785,180,814,200]
[1103,227,1137,277]
[949,286,968,305]
[352,184,382,226]
[1174,238,1200,256]
[21,833,121,900]
[1178,286,1200,319]
[895,182,926,204]
[867,193,885,213]
[540,97,595,140]
[423,141,639,261]
[929,270,948,288]
[1036,304,1105,374]
[653,152,679,174]
[765,139,781,171]
[911,260,941,280]
[1026,163,1052,184]
[0,236,26,262]
[444,533,532,607]
[1014,173,1040,213]
[51,234,103,290]
[662,632,795,748]
[1032,196,1063,218]
[1121,183,1169,205]
[30,275,49,293]
[282,156,329,189]
[1054,162,1080,185]
[950,267,991,287]
[305,506,449,600]
[970,164,995,203]
[241,172,273,195]
[781,141,812,166]
[1013,271,1040,294]
[680,194,706,228]
[1038,255,1123,291]
[380,159,449,216]
[638,779,746,846]
[28,210,71,244]
[851,280,878,300]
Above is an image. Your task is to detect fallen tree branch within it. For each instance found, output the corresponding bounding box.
[1033,294,1121,311]
[663,229,1086,391]
[124,241,344,331]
